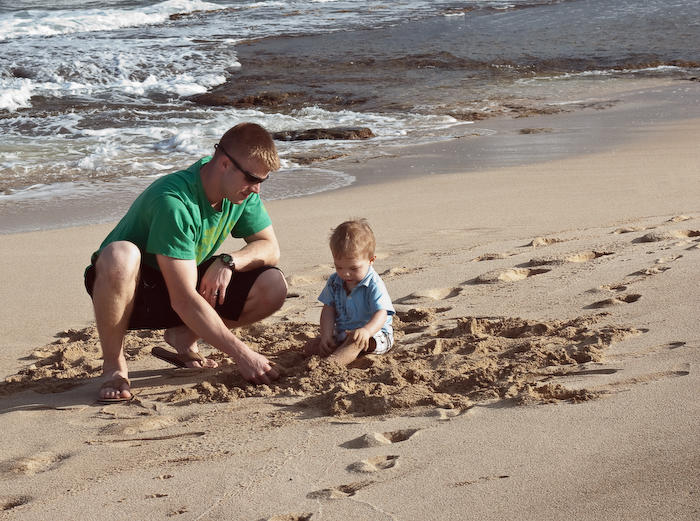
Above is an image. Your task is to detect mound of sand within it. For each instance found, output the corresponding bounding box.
[1,310,639,416]
[169,310,639,415]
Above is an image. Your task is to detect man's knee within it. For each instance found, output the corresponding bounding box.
[95,241,141,286]
[252,268,287,312]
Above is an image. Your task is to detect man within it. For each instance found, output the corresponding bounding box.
[84,123,287,402]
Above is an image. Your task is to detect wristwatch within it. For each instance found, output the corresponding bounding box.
[219,253,236,271]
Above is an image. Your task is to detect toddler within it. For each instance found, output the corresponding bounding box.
[304,219,395,365]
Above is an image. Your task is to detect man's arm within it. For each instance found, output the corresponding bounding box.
[232,224,280,271]
[156,254,279,384]
[199,225,280,305]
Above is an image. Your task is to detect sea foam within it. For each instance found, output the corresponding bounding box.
[0,0,222,40]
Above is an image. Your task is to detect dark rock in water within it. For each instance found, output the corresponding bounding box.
[272,127,375,141]
[11,67,34,79]
[287,152,348,165]
[186,91,305,109]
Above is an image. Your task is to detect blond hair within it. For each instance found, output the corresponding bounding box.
[218,122,280,171]
[329,219,376,259]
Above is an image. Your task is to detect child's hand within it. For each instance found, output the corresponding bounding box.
[319,333,337,355]
[348,327,371,351]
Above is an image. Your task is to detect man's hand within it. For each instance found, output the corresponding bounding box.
[235,348,280,385]
[198,259,233,307]
[348,327,371,351]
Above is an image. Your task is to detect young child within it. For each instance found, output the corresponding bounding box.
[304,219,395,365]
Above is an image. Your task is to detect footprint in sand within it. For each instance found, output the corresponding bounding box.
[586,294,642,309]
[0,452,70,476]
[99,415,179,436]
[565,251,614,263]
[668,215,691,223]
[655,254,683,264]
[347,455,399,474]
[475,267,551,284]
[0,495,32,511]
[527,237,565,248]
[306,480,374,500]
[380,266,424,278]
[470,252,511,262]
[634,230,700,243]
[614,226,651,234]
[264,515,313,521]
[600,283,628,292]
[630,265,672,276]
[342,429,420,449]
[395,287,462,304]
[528,251,614,267]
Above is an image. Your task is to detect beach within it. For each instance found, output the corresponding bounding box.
[1,80,699,519]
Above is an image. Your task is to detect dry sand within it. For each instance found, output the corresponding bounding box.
[1,86,699,520]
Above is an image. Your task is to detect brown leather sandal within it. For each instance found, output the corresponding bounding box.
[97,375,133,404]
[151,346,208,368]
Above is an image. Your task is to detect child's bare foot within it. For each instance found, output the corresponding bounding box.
[328,339,364,366]
[304,337,323,356]
[304,337,340,357]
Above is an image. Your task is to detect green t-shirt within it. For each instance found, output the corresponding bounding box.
[94,157,271,270]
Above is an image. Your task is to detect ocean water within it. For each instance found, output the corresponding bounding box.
[1,0,699,232]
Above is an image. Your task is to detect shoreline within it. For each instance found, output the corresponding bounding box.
[1,79,697,235]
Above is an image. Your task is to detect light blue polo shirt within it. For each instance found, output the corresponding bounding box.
[319,266,394,339]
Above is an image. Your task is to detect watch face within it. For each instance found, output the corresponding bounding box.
[220,254,234,268]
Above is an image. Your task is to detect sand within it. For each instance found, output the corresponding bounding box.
[1,84,699,520]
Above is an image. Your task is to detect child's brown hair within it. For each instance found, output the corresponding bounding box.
[329,219,376,259]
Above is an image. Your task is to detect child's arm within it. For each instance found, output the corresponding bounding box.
[348,309,388,351]
[319,304,338,355]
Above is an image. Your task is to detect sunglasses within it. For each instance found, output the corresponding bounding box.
[214,143,268,184]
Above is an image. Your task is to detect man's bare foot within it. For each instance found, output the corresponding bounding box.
[99,369,132,401]
[164,327,218,368]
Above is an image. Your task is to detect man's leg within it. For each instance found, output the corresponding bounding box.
[92,241,141,400]
[228,268,288,326]
[163,268,287,365]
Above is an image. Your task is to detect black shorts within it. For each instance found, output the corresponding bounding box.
[84,256,279,330]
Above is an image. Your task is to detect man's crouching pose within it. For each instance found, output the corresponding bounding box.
[84,123,287,402]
